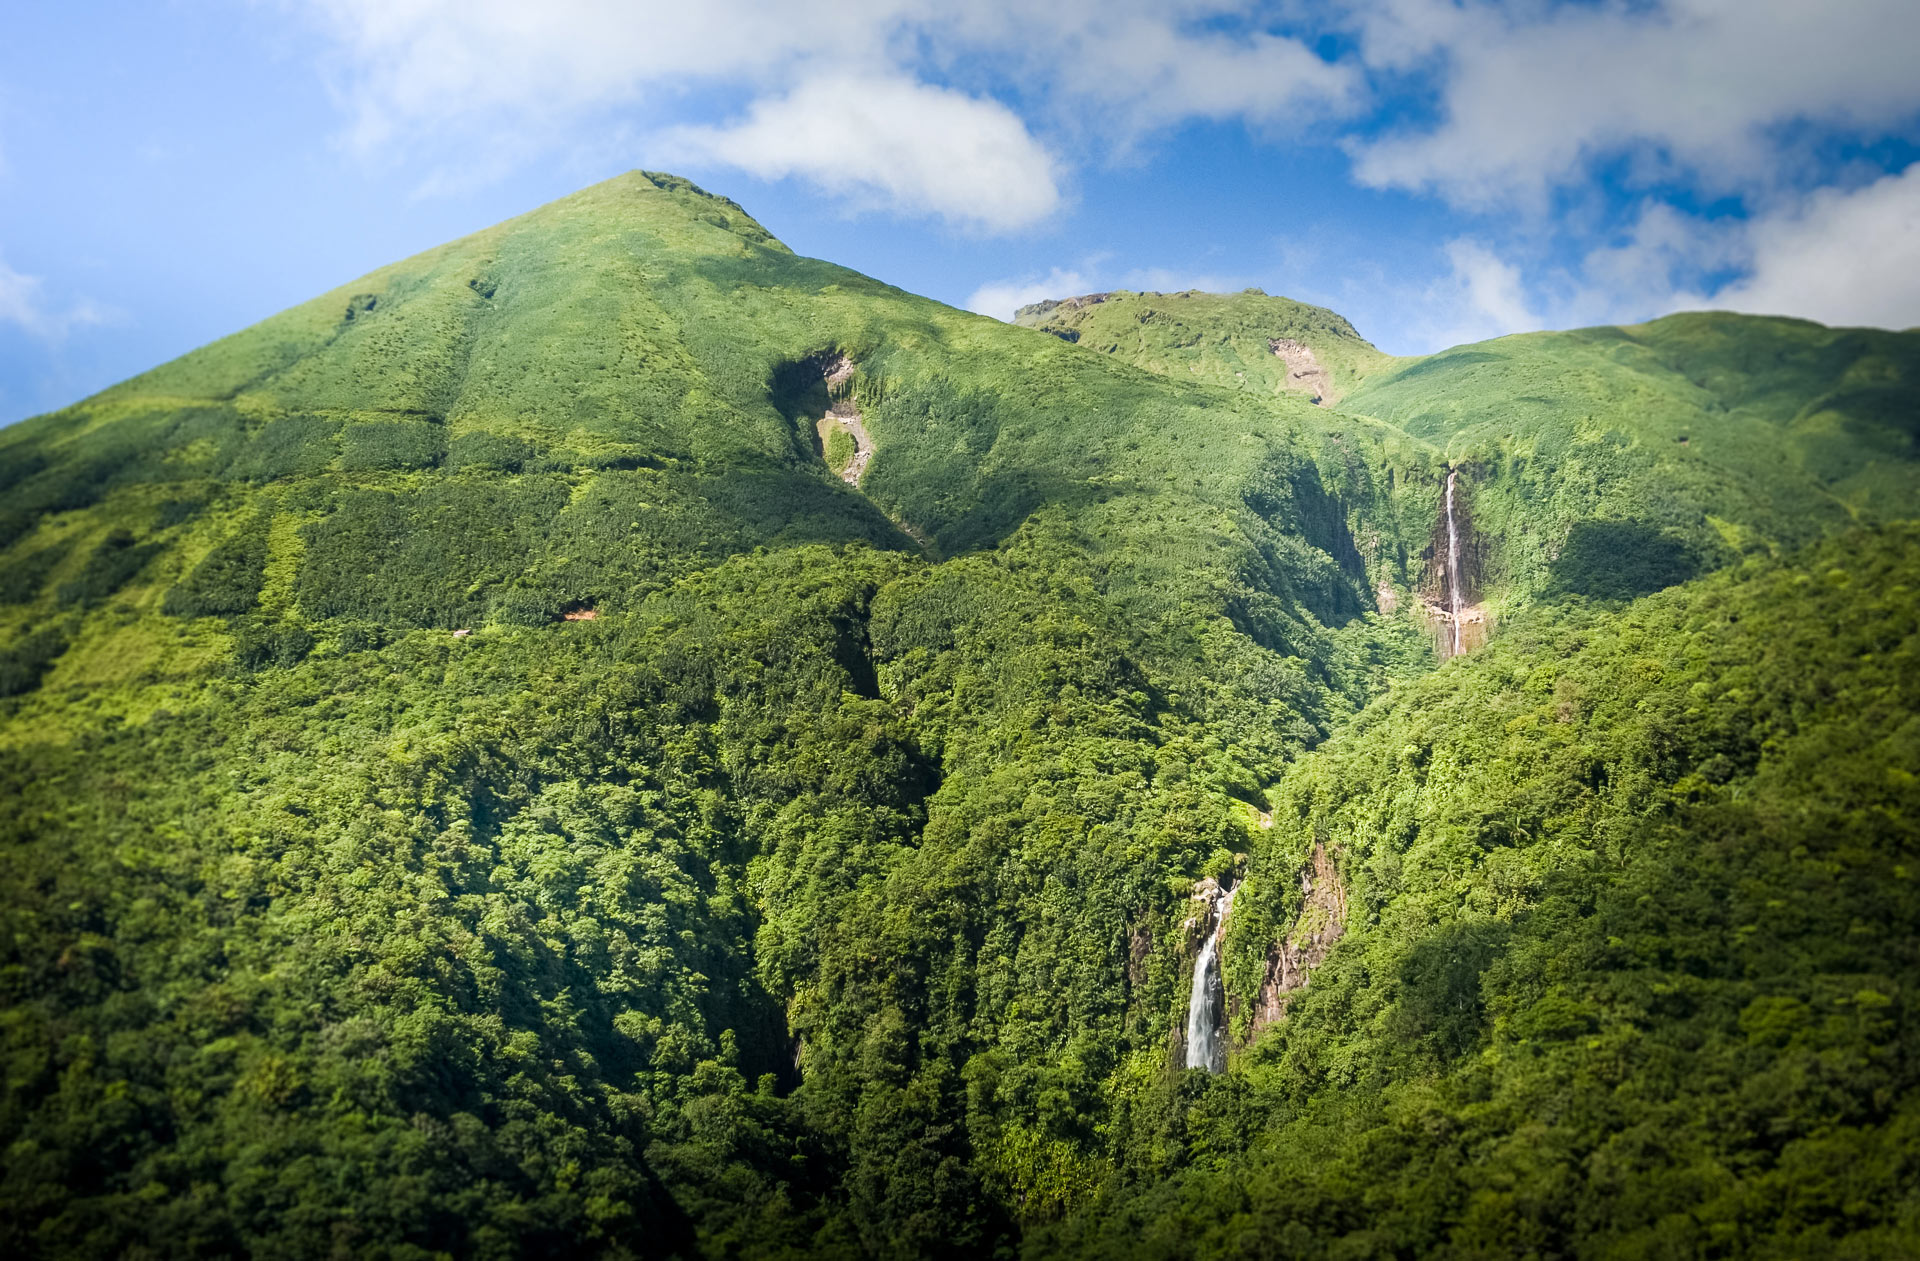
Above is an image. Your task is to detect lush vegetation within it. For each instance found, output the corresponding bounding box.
[0,171,1916,1258]
[1045,524,1920,1259]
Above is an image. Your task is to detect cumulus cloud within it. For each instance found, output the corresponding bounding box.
[966,268,1095,321]
[937,7,1359,135]
[1404,239,1542,349]
[1349,0,1920,208]
[0,257,108,340]
[291,0,1920,329]
[662,76,1061,233]
[965,262,1250,321]
[304,1,1357,144]
[1717,167,1920,330]
[1378,168,1920,354]
[296,0,1351,228]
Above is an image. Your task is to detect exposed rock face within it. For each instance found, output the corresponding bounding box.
[1268,337,1334,406]
[1249,842,1347,1037]
[811,353,874,485]
[1014,292,1110,321]
[1127,924,1154,989]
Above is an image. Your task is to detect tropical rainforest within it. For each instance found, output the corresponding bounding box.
[0,172,1915,1259]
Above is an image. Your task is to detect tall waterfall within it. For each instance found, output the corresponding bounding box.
[1185,888,1234,1073]
[1444,468,1463,657]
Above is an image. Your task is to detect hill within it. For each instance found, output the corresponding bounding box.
[1014,288,1390,408]
[1025,289,1920,618]
[0,173,1916,1258]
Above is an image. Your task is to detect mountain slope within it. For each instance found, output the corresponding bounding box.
[1015,288,1390,407]
[0,174,1917,1259]
[0,172,1430,1258]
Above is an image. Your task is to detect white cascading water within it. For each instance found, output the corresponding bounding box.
[1185,888,1234,1072]
[1444,468,1463,657]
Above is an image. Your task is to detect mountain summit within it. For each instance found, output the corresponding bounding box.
[2,174,1917,1259]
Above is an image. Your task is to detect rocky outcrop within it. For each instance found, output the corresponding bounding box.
[810,354,874,485]
[1268,337,1334,406]
[1249,842,1347,1037]
[1015,293,1110,321]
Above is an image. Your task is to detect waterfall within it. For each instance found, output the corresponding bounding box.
[1185,887,1234,1073]
[1444,468,1463,657]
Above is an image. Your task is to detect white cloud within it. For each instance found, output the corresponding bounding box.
[1349,0,1920,209]
[662,75,1061,233]
[1717,167,1920,330]
[965,262,1249,321]
[295,1,1350,229]
[303,1,1357,145]
[1402,239,1542,349]
[937,7,1359,136]
[1367,169,1920,353]
[966,268,1095,320]
[0,257,109,340]
[290,0,1920,325]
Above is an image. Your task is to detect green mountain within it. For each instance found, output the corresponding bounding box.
[1021,290,1920,614]
[1,172,1916,1259]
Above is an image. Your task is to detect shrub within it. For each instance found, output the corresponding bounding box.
[162,519,270,618]
[447,432,535,472]
[56,529,163,606]
[232,619,315,670]
[338,419,446,471]
[228,416,339,482]
[0,627,68,696]
[0,542,70,605]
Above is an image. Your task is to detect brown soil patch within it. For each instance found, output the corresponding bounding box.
[1268,338,1335,406]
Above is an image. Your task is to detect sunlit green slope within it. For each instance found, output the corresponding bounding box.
[1341,313,1920,599]
[0,172,1438,723]
[1015,288,1391,407]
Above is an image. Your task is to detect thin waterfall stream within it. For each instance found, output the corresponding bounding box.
[1185,886,1235,1072]
[1445,468,1463,656]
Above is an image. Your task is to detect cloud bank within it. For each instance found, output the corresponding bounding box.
[296,0,1920,340]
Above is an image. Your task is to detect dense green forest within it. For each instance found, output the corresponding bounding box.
[0,172,1916,1258]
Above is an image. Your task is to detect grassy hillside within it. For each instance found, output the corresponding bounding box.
[1014,289,1391,407]
[1340,313,1920,603]
[1,173,1916,1258]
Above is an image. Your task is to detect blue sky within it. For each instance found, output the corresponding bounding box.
[4,0,1919,424]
